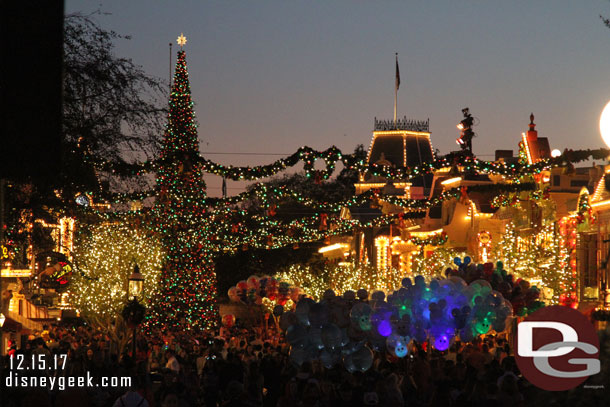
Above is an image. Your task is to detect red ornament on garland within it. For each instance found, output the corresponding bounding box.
[319,213,328,231]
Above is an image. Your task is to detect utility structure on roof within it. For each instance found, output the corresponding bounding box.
[456,107,475,154]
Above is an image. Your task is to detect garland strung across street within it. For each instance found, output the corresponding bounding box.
[206,181,538,212]
[74,183,536,252]
[86,145,610,182]
[99,174,537,212]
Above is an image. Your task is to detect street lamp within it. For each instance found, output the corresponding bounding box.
[128,264,144,300]
[0,313,5,328]
[126,263,144,366]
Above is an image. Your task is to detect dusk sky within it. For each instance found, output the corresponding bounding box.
[66,1,610,196]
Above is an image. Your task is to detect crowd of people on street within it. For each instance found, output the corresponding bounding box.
[0,319,584,407]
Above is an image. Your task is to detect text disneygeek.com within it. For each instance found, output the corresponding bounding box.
[5,372,132,391]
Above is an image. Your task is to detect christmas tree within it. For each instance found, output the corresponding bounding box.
[147,45,218,332]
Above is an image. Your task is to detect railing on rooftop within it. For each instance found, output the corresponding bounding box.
[374,117,429,132]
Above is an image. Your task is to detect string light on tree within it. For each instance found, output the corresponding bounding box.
[146,42,219,332]
[278,263,403,300]
[70,222,163,319]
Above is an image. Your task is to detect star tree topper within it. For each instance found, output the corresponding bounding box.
[177,33,187,48]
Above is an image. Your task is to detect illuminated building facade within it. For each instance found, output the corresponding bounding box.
[326,113,610,309]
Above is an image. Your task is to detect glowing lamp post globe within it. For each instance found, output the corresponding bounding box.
[128,264,144,300]
[600,101,610,149]
[124,263,145,366]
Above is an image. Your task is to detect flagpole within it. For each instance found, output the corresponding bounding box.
[394,53,398,125]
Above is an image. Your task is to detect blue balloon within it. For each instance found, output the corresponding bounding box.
[296,298,314,326]
[286,324,309,348]
[351,346,374,372]
[343,353,356,373]
[386,334,410,358]
[377,319,392,337]
[433,333,451,351]
[308,303,329,327]
[289,347,308,366]
[320,349,341,368]
[321,323,342,350]
[308,326,324,350]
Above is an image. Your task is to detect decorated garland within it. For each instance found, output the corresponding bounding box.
[73,182,537,254]
[85,145,610,183]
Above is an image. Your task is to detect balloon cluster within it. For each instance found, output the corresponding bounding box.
[445,257,545,316]
[278,275,514,372]
[228,275,302,307]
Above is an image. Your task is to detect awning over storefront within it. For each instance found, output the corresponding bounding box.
[6,310,44,333]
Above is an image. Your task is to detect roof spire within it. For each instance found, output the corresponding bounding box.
[529,113,536,131]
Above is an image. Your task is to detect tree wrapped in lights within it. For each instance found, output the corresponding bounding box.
[70,222,163,319]
[492,221,538,279]
[278,263,403,300]
[491,218,571,304]
[411,247,466,279]
[146,49,219,332]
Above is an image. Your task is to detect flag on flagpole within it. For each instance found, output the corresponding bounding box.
[395,55,400,91]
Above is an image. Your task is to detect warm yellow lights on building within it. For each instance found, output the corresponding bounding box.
[477,231,492,263]
[318,243,349,253]
[372,130,431,137]
[591,199,610,209]
[373,229,447,274]
[465,202,493,219]
[409,228,444,238]
[1,268,31,278]
[522,132,533,164]
[591,175,606,202]
[8,293,25,313]
[375,236,390,271]
[441,177,462,186]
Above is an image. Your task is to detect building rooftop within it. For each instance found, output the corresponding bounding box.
[374,117,429,132]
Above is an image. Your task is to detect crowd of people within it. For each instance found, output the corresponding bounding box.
[0,319,599,407]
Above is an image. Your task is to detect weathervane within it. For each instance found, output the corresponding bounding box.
[177,33,187,48]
